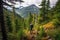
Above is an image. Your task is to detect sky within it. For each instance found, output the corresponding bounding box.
[21,0,58,8]
[3,0,58,8]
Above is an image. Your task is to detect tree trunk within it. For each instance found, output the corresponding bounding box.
[0,0,8,40]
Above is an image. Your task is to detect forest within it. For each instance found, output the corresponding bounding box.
[2,0,60,40]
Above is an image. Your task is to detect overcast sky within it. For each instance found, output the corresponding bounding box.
[3,0,58,8]
[21,0,58,8]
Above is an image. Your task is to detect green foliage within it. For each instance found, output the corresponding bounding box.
[52,0,60,27]
[39,0,50,24]
[28,12,33,24]
[37,26,45,40]
[15,19,20,32]
[3,0,60,40]
[39,26,45,37]
[53,19,60,28]
[6,15,12,32]
[4,9,12,32]
[54,0,60,12]
[46,28,60,40]
[17,29,24,40]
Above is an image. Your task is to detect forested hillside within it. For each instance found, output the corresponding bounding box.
[3,0,60,40]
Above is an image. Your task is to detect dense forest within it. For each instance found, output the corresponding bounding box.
[2,0,60,40]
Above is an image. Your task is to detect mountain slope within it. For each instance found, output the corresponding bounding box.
[15,4,40,18]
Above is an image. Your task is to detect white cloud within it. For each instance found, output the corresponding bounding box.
[22,0,41,5]
[22,0,58,8]
[5,0,57,8]
[50,0,58,7]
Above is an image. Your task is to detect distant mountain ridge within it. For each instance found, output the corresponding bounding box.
[15,4,40,18]
[3,4,40,18]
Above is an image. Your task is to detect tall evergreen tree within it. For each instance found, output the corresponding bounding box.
[45,0,50,20]
[52,0,60,27]
[39,0,46,23]
[39,0,50,23]
[28,12,33,24]
[46,0,50,14]
[54,0,60,13]
[52,0,60,19]
[15,18,20,32]
[6,15,12,32]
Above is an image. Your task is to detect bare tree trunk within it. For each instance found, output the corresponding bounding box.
[0,0,8,40]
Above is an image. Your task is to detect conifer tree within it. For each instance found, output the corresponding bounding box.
[46,0,50,15]
[28,12,33,24]
[52,0,60,27]
[15,18,20,32]
[26,12,33,29]
[45,0,50,20]
[39,0,50,23]
[6,15,12,32]
[54,0,60,13]
[39,0,46,23]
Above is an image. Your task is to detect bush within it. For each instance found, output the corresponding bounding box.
[46,28,60,40]
[36,26,45,40]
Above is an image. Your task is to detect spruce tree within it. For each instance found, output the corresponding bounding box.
[28,12,33,24]
[46,0,50,14]
[52,0,60,27]
[6,15,12,32]
[54,0,60,13]
[39,0,46,23]
[45,0,50,20]
[39,0,50,23]
[15,18,20,32]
